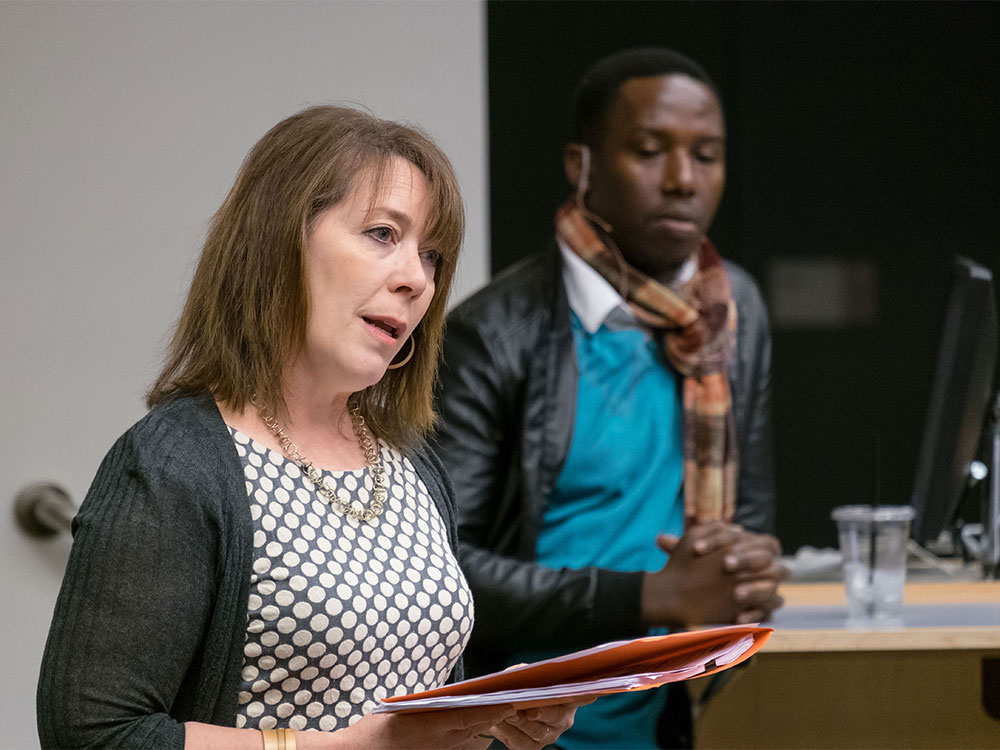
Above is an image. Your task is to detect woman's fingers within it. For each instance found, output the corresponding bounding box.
[488,701,586,750]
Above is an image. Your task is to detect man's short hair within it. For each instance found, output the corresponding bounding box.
[571,47,722,146]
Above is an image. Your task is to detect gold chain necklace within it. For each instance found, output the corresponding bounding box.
[252,398,388,522]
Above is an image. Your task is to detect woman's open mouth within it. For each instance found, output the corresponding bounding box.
[363,316,403,343]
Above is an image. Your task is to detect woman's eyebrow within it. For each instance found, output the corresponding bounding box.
[367,206,413,229]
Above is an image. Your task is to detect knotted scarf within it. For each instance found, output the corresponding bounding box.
[555,198,738,525]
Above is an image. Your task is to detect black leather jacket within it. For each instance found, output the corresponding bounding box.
[435,245,774,674]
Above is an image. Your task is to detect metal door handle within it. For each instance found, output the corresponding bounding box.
[13,481,75,538]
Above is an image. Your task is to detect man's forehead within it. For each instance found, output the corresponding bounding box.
[619,74,721,116]
[590,74,724,142]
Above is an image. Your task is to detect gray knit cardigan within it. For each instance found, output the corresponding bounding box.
[37,392,463,749]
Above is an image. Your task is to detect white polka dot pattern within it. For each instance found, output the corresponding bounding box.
[229,428,473,731]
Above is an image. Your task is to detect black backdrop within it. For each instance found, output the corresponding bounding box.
[485,0,1000,551]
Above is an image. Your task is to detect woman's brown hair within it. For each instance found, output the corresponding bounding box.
[147,105,464,448]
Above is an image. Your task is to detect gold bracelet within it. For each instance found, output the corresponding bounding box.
[260,726,296,750]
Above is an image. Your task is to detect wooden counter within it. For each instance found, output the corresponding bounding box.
[694,581,1000,749]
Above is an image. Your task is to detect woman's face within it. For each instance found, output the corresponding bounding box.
[298,157,438,394]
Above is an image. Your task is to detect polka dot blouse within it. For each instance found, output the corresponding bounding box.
[228,427,474,732]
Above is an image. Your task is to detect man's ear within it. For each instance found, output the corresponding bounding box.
[564,143,584,190]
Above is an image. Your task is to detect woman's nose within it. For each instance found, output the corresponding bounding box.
[389,243,431,297]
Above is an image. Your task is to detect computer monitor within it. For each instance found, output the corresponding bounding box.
[909,256,998,546]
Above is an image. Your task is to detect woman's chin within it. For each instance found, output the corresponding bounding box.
[346,361,396,392]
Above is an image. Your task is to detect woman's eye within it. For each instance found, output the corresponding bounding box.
[421,249,442,267]
[367,226,395,244]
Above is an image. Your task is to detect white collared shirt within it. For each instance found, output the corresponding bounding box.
[557,239,696,333]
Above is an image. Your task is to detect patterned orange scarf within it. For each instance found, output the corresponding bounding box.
[555,198,738,525]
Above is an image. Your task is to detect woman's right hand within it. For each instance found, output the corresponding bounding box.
[327,699,587,750]
[487,699,591,749]
[325,704,516,749]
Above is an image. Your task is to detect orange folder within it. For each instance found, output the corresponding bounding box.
[375,624,772,713]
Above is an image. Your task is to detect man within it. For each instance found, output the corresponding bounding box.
[435,48,787,749]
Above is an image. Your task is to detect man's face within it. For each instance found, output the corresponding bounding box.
[581,74,726,281]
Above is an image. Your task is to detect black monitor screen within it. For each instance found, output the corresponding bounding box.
[910,257,998,545]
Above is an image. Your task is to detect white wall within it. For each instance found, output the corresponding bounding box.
[0,2,487,745]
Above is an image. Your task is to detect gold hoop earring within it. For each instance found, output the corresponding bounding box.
[387,335,415,370]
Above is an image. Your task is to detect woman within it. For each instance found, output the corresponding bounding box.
[37,105,581,749]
